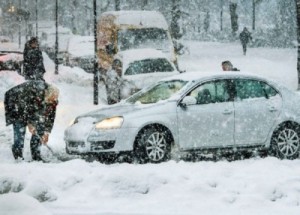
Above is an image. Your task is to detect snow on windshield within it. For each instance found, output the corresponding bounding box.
[117,28,171,52]
[127,80,188,104]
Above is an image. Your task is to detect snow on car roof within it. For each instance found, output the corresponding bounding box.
[162,71,272,83]
[115,48,170,70]
[101,11,169,30]
[0,53,23,62]
[0,42,22,52]
[67,36,94,57]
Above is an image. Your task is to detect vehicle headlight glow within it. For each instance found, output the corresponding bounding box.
[69,118,76,126]
[95,117,124,130]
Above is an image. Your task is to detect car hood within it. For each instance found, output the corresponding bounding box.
[76,101,173,123]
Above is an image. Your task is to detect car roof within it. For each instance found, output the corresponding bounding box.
[0,42,23,52]
[67,36,94,57]
[162,71,274,83]
[101,10,169,30]
[116,49,168,62]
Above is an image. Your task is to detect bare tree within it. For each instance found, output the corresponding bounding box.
[204,11,210,32]
[220,0,223,31]
[229,2,238,35]
[71,0,78,34]
[101,0,110,12]
[115,0,120,11]
[141,0,148,10]
[252,0,263,30]
[296,0,300,87]
[171,0,182,39]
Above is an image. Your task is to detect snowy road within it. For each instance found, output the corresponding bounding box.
[0,41,300,215]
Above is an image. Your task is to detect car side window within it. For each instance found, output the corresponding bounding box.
[235,79,267,100]
[189,80,229,105]
[261,82,278,98]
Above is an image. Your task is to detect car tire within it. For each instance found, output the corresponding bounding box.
[134,127,171,163]
[270,123,300,159]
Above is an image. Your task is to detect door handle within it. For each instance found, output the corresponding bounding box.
[223,109,233,115]
[268,106,277,112]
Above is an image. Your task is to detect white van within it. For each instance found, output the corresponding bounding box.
[97,10,177,72]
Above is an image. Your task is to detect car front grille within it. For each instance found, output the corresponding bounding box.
[68,141,85,148]
[90,141,115,151]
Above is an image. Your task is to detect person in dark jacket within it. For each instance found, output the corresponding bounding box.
[4,81,59,161]
[239,27,252,55]
[221,61,240,71]
[23,37,46,81]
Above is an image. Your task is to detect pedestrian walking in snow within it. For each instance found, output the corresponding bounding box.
[23,37,46,81]
[239,27,252,55]
[221,61,239,71]
[4,81,59,161]
[105,60,125,105]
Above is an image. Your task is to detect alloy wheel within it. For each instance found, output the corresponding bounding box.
[276,128,300,157]
[145,131,167,162]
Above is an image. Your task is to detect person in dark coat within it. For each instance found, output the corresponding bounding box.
[23,37,46,81]
[239,27,252,55]
[4,81,59,161]
[221,61,240,71]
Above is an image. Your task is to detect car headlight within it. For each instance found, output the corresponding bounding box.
[95,116,124,130]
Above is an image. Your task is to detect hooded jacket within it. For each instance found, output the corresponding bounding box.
[4,81,58,133]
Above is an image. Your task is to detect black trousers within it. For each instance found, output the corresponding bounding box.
[242,43,247,55]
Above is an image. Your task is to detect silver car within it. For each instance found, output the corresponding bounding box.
[64,72,300,162]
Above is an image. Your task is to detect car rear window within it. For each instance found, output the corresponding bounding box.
[125,58,174,75]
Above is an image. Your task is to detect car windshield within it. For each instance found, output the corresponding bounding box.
[126,80,188,104]
[117,28,171,52]
[125,58,174,75]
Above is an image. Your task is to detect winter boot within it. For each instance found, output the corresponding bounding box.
[12,147,23,160]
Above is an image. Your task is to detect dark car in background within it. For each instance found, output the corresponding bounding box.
[40,26,73,64]
[66,36,95,73]
[0,40,23,72]
[0,51,23,73]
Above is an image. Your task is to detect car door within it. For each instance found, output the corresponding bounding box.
[234,79,282,146]
[177,79,235,150]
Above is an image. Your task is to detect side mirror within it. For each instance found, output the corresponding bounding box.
[105,44,116,55]
[180,96,196,108]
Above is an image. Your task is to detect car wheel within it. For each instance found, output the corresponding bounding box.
[270,123,300,159]
[135,127,171,163]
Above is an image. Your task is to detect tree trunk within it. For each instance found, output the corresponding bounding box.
[220,0,223,31]
[141,0,148,10]
[204,11,210,32]
[229,2,238,35]
[296,0,300,87]
[93,0,99,105]
[171,0,182,40]
[71,0,77,34]
[252,0,255,30]
[115,0,120,11]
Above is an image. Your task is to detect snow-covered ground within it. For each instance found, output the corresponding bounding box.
[0,41,300,215]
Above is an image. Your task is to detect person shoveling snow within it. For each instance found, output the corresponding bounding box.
[4,81,59,162]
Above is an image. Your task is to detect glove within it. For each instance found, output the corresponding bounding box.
[28,124,36,135]
[41,132,49,144]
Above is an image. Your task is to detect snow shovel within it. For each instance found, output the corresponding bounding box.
[34,133,73,162]
[43,143,74,162]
